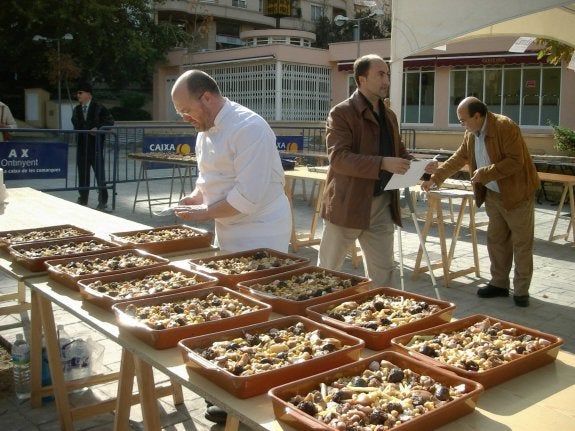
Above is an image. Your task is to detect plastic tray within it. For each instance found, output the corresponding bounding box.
[113,286,272,349]
[390,314,564,388]
[45,248,169,291]
[178,315,365,398]
[305,287,455,350]
[188,248,310,288]
[237,266,371,315]
[268,350,483,431]
[78,264,219,311]
[0,224,94,251]
[8,236,124,272]
[109,224,213,254]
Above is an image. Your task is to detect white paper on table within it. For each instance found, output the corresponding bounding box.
[384,159,428,190]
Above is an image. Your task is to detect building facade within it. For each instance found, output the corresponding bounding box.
[153,0,574,155]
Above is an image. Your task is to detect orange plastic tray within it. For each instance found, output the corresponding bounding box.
[390,314,564,388]
[188,248,310,288]
[178,315,364,398]
[237,266,372,315]
[8,236,123,272]
[0,224,94,251]
[109,224,213,255]
[305,287,455,350]
[268,350,483,431]
[113,286,272,349]
[45,248,169,291]
[78,264,219,311]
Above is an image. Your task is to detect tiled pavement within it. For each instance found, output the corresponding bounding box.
[0,177,574,430]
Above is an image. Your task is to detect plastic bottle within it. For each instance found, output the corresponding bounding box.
[12,333,30,400]
[41,336,54,402]
[57,325,72,380]
[65,338,91,380]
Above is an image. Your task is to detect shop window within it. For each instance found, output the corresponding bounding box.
[402,68,435,125]
[449,64,560,126]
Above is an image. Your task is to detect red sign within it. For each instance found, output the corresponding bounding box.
[525,80,537,88]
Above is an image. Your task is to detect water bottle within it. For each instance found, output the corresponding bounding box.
[57,325,72,380]
[64,338,91,380]
[12,333,30,400]
[41,336,54,402]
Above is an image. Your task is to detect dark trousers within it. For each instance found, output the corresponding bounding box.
[76,135,108,204]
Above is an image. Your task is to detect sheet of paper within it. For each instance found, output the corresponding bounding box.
[384,159,428,190]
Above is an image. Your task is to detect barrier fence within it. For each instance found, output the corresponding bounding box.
[1,125,416,208]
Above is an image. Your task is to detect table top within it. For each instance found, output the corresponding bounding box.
[128,152,197,166]
[1,187,150,234]
[6,188,575,430]
[538,171,575,183]
[284,166,328,182]
[25,268,575,431]
[0,187,151,281]
[280,150,328,161]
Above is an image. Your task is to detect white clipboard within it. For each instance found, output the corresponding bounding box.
[384,159,428,190]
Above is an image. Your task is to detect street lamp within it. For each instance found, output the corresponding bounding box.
[335,10,383,58]
[33,33,74,130]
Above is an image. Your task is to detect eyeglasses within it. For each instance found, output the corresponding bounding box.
[458,113,476,125]
[176,111,193,119]
[175,92,204,118]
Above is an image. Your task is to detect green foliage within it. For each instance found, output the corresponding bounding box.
[110,106,152,121]
[110,91,152,121]
[313,16,341,49]
[549,122,575,153]
[0,0,189,97]
[535,38,574,66]
[313,10,389,49]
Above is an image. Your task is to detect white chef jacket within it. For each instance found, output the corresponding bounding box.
[195,99,292,252]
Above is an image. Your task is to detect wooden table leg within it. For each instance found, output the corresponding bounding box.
[413,196,437,280]
[171,379,184,405]
[284,179,298,251]
[468,199,480,276]
[29,290,43,408]
[35,291,75,430]
[434,199,450,288]
[445,197,468,270]
[549,184,568,241]
[114,349,136,431]
[133,355,161,431]
[414,192,480,287]
[568,186,575,242]
[0,279,31,315]
[308,181,325,242]
[224,415,240,431]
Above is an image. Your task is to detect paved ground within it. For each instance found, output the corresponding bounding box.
[0,176,574,430]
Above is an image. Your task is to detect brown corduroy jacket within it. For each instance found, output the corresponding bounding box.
[320,90,411,229]
[431,112,540,209]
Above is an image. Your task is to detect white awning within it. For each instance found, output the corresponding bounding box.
[388,1,575,117]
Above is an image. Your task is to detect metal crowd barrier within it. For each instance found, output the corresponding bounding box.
[1,125,416,208]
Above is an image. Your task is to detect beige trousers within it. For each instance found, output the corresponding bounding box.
[484,189,535,296]
[318,192,395,288]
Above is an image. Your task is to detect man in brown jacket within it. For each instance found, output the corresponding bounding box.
[422,97,540,307]
[318,54,436,288]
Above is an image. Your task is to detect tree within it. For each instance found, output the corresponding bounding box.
[535,38,574,66]
[313,10,389,49]
[0,0,189,113]
[314,16,342,49]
